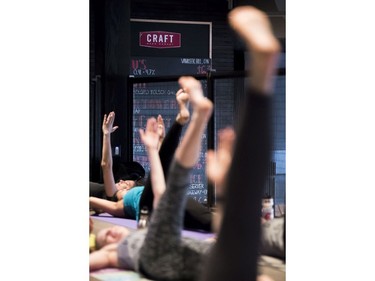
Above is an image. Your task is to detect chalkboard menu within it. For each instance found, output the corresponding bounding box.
[130,20,212,203]
[132,81,209,203]
[130,57,211,77]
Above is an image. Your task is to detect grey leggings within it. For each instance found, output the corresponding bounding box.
[138,160,211,281]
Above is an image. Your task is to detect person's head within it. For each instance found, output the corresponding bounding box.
[115,179,138,191]
[113,161,146,191]
[95,225,131,249]
[114,183,133,200]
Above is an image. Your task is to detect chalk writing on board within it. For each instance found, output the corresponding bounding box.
[130,57,211,77]
[132,81,208,203]
[131,59,156,76]
[180,58,210,64]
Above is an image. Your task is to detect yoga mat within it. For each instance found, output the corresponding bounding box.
[91,213,215,240]
[90,214,215,281]
[90,268,152,281]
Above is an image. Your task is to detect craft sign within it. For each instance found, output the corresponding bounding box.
[139,31,181,49]
[131,20,211,58]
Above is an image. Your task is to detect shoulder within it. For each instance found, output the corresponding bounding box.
[123,186,144,200]
[128,186,144,199]
[128,185,145,193]
[128,185,144,195]
[134,185,145,192]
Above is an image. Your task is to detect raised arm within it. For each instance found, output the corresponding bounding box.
[139,116,166,209]
[101,112,119,197]
[205,127,236,233]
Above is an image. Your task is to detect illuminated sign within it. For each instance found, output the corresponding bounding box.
[139,31,181,49]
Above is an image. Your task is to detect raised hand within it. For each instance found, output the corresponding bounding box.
[139,117,160,151]
[156,115,166,150]
[102,111,119,135]
[206,127,236,196]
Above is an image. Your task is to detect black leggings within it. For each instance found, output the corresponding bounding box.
[138,89,275,281]
[201,89,273,281]
[139,121,212,232]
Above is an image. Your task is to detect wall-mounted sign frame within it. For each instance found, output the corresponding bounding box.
[129,19,212,203]
[130,19,212,77]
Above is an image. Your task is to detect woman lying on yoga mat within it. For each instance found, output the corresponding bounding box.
[89,110,147,203]
[90,75,214,274]
[90,5,284,281]
[89,160,146,202]
[89,87,213,232]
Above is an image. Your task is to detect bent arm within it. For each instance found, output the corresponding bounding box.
[89,197,125,217]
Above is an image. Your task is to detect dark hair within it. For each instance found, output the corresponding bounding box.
[134,177,146,186]
[113,161,146,183]
[121,172,145,186]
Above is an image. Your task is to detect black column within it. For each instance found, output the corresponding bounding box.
[90,0,131,182]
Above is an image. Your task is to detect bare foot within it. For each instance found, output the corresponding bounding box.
[228,6,280,54]
[175,89,190,125]
[257,274,275,281]
[178,76,213,122]
[228,6,280,93]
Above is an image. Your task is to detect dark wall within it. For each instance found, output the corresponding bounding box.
[90,0,285,182]
[90,0,234,182]
[130,0,233,72]
[90,0,131,182]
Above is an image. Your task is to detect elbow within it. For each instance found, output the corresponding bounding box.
[113,203,125,217]
[101,161,111,169]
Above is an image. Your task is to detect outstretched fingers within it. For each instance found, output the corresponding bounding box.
[157,114,165,140]
[103,112,118,134]
[206,127,236,194]
[139,117,160,150]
